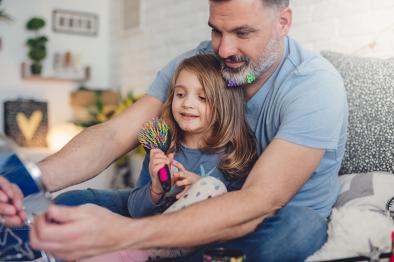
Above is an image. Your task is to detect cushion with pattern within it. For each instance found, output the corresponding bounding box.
[321,51,394,175]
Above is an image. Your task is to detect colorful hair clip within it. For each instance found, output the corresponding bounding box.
[246,73,256,84]
[227,79,238,87]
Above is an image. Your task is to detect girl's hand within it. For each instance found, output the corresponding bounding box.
[171,160,201,199]
[148,149,174,195]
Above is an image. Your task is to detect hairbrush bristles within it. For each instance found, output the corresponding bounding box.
[138,118,170,152]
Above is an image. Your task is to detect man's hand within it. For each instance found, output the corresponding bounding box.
[172,160,201,199]
[0,176,26,227]
[29,204,132,261]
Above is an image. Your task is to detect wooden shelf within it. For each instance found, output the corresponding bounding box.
[21,63,90,83]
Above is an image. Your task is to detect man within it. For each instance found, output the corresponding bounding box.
[0,0,347,261]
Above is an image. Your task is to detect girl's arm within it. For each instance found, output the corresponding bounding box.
[128,185,168,217]
[127,155,168,217]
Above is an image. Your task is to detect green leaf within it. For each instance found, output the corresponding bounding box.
[28,48,46,61]
[26,17,45,30]
[26,38,37,47]
[37,36,48,43]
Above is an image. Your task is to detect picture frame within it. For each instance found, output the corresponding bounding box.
[52,9,98,37]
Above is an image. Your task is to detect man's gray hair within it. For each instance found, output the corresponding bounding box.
[210,0,289,9]
[263,0,289,8]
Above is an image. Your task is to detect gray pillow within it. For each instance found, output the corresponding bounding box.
[321,51,394,175]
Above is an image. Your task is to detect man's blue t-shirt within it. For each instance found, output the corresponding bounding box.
[145,36,348,218]
[128,145,245,217]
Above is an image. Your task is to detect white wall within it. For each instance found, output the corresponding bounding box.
[110,0,210,96]
[0,0,111,132]
[111,0,394,96]
[290,0,394,58]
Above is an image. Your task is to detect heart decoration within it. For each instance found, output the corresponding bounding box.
[16,111,43,141]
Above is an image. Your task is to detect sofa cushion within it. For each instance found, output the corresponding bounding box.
[335,172,394,215]
[321,51,394,175]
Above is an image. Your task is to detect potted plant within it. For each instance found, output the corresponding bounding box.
[26,17,48,75]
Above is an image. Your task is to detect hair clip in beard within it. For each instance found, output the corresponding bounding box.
[227,79,238,87]
[226,73,256,88]
[246,73,256,84]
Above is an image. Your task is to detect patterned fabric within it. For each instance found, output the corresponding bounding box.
[150,176,227,260]
[321,51,394,175]
[0,224,40,261]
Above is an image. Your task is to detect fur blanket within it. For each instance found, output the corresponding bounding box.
[307,207,394,261]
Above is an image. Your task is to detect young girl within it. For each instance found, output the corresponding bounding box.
[82,54,257,261]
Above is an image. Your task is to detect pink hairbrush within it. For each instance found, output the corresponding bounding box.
[138,118,172,192]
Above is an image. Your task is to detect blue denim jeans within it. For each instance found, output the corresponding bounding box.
[55,188,328,262]
[53,188,131,215]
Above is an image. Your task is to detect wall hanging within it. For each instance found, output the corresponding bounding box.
[52,9,98,36]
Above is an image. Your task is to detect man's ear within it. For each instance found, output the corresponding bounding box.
[278,7,292,37]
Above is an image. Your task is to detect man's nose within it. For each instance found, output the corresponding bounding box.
[217,35,237,59]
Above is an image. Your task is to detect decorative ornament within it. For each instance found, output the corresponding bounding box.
[246,73,256,84]
[226,73,256,87]
[227,79,238,87]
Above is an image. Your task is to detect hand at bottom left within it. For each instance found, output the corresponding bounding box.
[29,204,135,261]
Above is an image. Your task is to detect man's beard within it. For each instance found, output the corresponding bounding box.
[218,33,281,86]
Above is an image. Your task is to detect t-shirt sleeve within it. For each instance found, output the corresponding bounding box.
[146,41,213,103]
[275,70,347,150]
[226,176,246,191]
[127,184,167,217]
[136,154,151,187]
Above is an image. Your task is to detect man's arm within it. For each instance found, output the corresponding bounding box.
[38,95,162,192]
[126,139,325,248]
[30,139,324,260]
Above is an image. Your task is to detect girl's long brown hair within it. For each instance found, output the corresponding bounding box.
[162,54,257,179]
